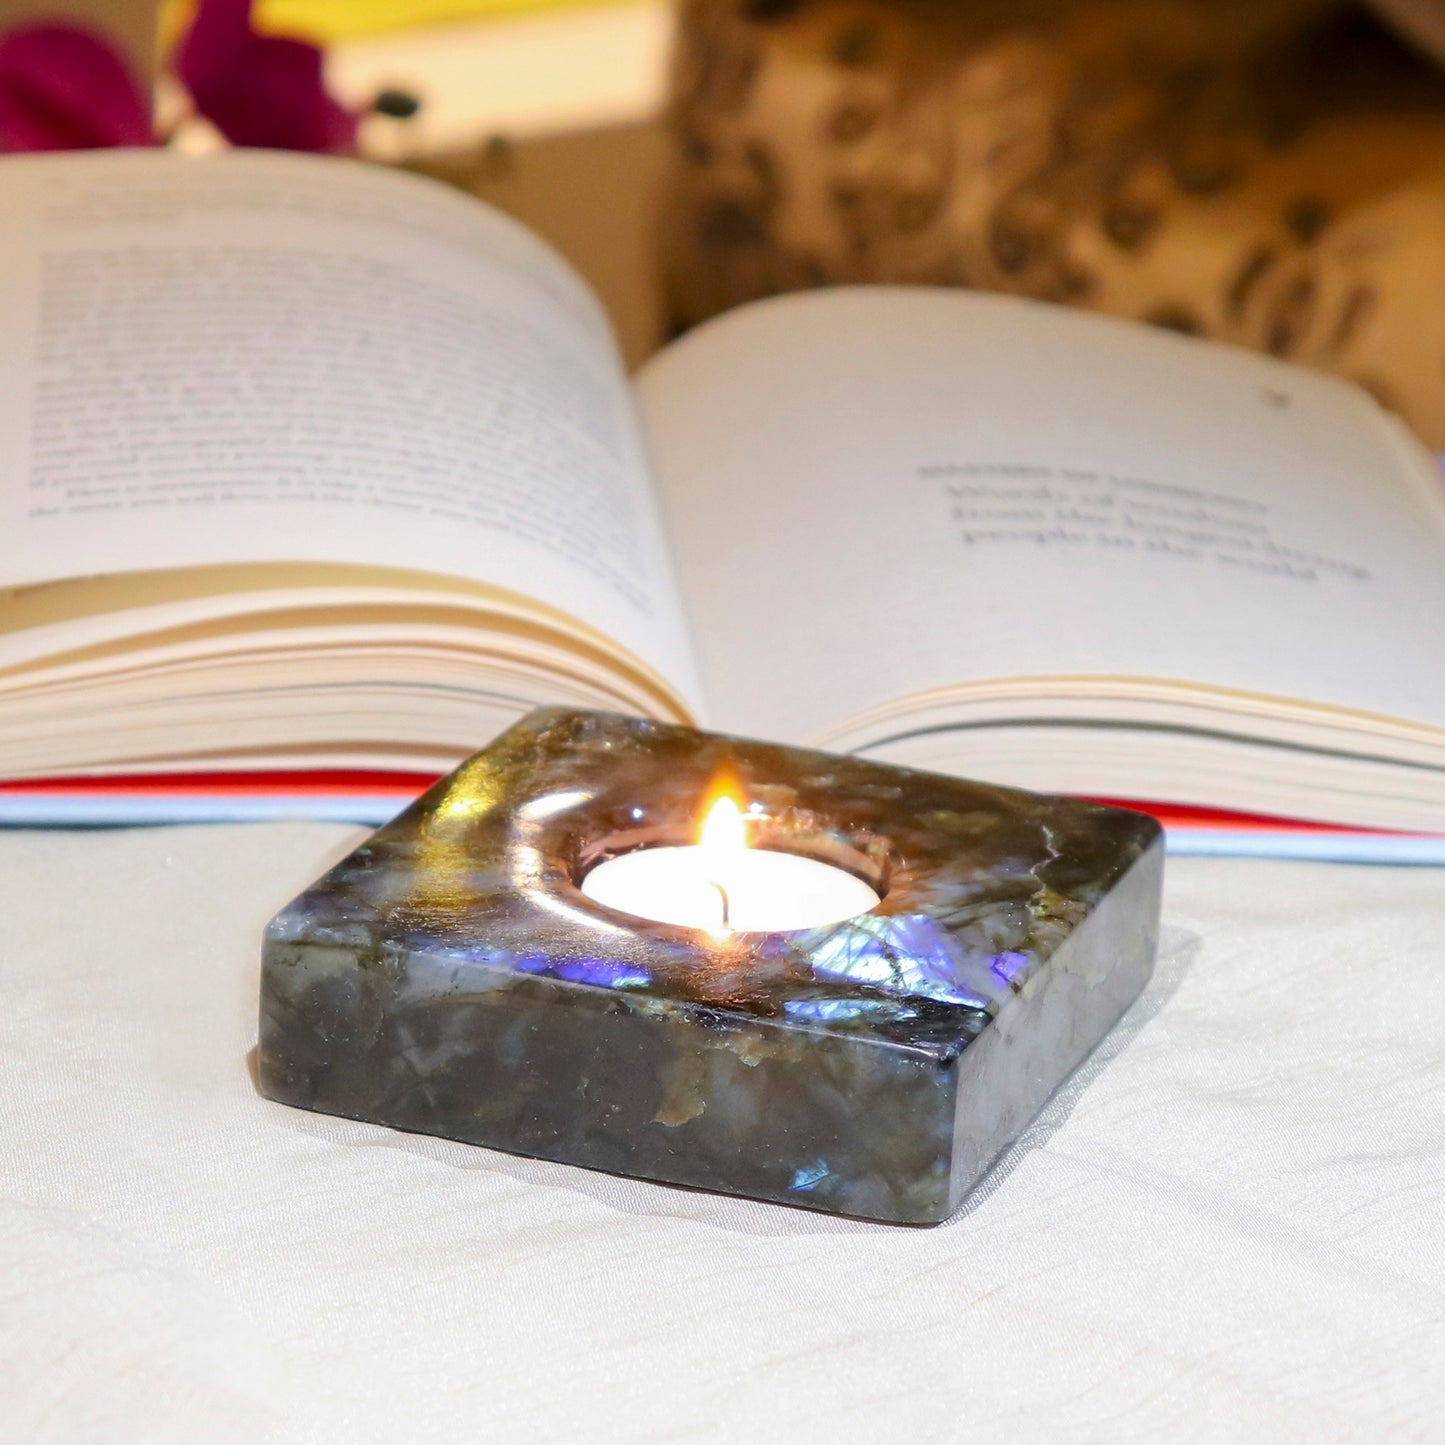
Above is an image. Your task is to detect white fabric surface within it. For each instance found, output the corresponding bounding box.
[1,823,1443,1442]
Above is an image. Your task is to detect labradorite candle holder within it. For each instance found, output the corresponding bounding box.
[259,708,1163,1225]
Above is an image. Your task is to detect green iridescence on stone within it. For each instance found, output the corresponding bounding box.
[259,708,1163,1225]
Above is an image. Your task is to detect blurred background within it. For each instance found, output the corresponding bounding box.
[5,0,1445,441]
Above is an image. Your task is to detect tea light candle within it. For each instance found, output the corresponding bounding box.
[581,794,880,933]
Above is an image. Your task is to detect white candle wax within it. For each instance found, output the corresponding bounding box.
[580,796,880,933]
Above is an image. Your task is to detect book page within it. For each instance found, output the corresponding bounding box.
[638,288,1445,748]
[0,149,698,709]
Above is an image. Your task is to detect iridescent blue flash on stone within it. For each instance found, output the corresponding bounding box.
[259,709,1163,1225]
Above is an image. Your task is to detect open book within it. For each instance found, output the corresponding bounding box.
[2,149,1444,855]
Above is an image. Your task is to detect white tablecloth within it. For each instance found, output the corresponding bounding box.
[2,823,1442,1442]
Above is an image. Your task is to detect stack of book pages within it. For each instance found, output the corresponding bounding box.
[1,150,1441,859]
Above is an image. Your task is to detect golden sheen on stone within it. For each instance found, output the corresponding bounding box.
[259,709,1163,1225]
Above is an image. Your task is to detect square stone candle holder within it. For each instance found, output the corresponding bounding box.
[260,709,1163,1225]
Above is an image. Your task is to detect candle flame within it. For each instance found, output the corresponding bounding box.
[699,792,747,855]
[698,786,747,936]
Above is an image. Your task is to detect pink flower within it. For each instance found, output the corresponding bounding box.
[0,23,152,152]
[177,0,357,153]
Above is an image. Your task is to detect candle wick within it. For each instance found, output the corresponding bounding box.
[707,879,732,932]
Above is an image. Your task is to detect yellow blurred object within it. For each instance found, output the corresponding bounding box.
[160,0,628,46]
[294,0,633,40]
[319,0,669,155]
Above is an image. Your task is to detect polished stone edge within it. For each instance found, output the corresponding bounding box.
[943,835,1165,1216]
[257,942,966,1224]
